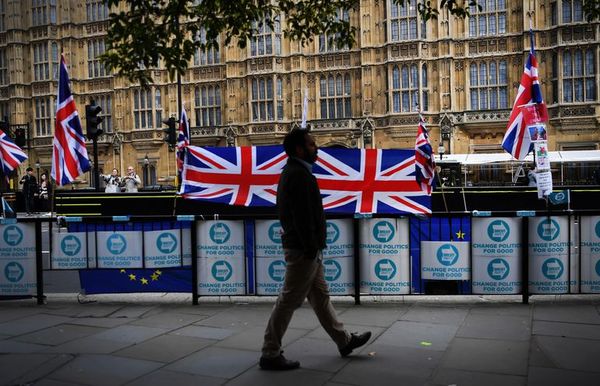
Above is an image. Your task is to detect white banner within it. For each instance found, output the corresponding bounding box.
[51,232,89,269]
[580,216,600,293]
[472,218,522,294]
[421,241,470,280]
[97,231,143,268]
[255,220,285,295]
[528,216,570,294]
[144,229,182,268]
[197,221,246,295]
[0,223,36,296]
[323,219,354,295]
[359,218,410,294]
[536,171,553,199]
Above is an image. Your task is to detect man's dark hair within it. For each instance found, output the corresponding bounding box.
[283,129,309,157]
[26,167,33,172]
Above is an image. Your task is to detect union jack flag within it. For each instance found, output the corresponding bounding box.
[0,129,27,178]
[502,29,543,160]
[51,54,91,186]
[180,145,431,215]
[177,105,190,174]
[414,115,436,195]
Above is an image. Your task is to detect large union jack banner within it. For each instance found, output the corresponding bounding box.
[180,145,431,215]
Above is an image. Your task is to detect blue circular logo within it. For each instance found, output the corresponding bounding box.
[437,244,459,266]
[107,234,127,255]
[4,261,24,282]
[537,219,560,241]
[596,259,600,276]
[268,222,283,244]
[375,258,397,281]
[326,222,340,244]
[595,221,600,239]
[211,260,233,282]
[3,225,23,246]
[156,232,177,254]
[323,259,342,281]
[268,260,286,282]
[487,258,510,280]
[210,223,231,244]
[372,221,395,243]
[542,258,564,280]
[61,235,81,256]
[487,220,510,242]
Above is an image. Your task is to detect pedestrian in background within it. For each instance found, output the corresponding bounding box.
[259,129,371,371]
[103,168,121,193]
[19,167,37,215]
[38,172,50,213]
[123,165,141,193]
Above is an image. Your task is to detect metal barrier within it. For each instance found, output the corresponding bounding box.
[2,209,600,305]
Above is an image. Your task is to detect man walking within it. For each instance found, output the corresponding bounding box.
[19,167,37,215]
[260,129,371,371]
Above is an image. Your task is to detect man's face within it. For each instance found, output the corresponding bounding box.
[127,167,134,174]
[297,134,318,164]
[27,170,33,175]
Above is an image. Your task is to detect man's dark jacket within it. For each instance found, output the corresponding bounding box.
[277,157,326,258]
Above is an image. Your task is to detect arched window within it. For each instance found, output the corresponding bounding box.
[390,64,422,113]
[195,85,222,126]
[470,60,508,110]
[563,49,596,102]
[319,73,352,119]
[319,8,350,52]
[388,0,424,41]
[250,15,282,57]
[468,0,506,37]
[251,77,275,121]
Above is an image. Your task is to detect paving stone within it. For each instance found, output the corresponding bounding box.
[109,305,157,319]
[533,304,600,324]
[130,311,206,330]
[527,366,600,386]
[0,338,50,353]
[215,325,308,351]
[0,307,49,323]
[32,379,87,386]
[282,337,354,372]
[0,314,73,336]
[125,369,226,386]
[374,320,458,351]
[468,303,532,317]
[73,305,124,318]
[4,353,74,385]
[535,335,600,372]
[165,346,258,378]
[456,313,531,341]
[440,337,529,375]
[533,320,600,340]
[194,306,273,329]
[42,336,133,354]
[227,366,333,386]
[48,354,162,386]
[333,343,442,386]
[399,305,469,325]
[65,316,132,328]
[90,324,168,344]
[338,305,406,327]
[0,354,67,386]
[529,336,556,368]
[114,334,213,363]
[171,324,235,340]
[12,324,105,346]
[431,368,526,386]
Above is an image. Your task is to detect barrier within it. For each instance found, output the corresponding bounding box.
[3,210,600,305]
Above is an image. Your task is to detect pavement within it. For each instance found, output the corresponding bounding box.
[1,294,600,386]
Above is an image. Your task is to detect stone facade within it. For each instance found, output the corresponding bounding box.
[0,0,598,188]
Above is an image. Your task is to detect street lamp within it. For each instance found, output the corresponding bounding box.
[437,144,445,160]
[35,160,40,181]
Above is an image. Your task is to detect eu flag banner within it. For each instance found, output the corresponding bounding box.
[79,268,192,294]
[180,145,431,215]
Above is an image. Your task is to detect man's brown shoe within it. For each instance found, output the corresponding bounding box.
[339,331,372,357]
[259,353,300,370]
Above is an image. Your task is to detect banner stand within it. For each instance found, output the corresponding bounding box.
[191,220,199,305]
[521,217,529,304]
[35,221,44,305]
[353,219,361,305]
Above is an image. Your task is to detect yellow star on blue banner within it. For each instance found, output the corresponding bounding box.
[456,230,465,240]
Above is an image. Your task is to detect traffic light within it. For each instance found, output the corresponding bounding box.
[85,103,103,138]
[162,117,177,147]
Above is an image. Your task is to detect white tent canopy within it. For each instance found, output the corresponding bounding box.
[437,150,600,165]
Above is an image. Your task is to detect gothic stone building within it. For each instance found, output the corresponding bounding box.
[0,0,598,188]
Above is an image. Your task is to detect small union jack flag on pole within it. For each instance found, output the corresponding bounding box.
[502,28,543,160]
[176,105,190,174]
[51,54,91,186]
[0,129,27,180]
[414,114,436,195]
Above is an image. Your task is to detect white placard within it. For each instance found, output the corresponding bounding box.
[536,171,553,199]
[197,221,246,295]
[421,241,470,280]
[97,231,143,268]
[359,218,410,294]
[472,218,522,294]
[323,219,354,295]
[144,229,181,268]
[528,216,571,294]
[580,216,600,293]
[0,223,36,296]
[255,220,285,295]
[51,232,89,269]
